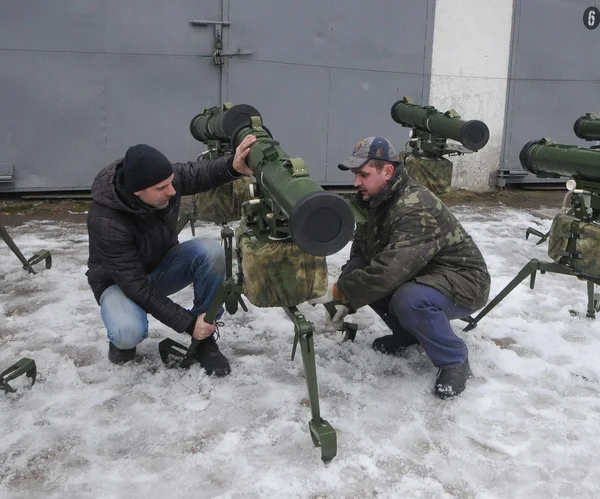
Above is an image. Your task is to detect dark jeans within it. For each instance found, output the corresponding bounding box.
[342,258,472,368]
[99,239,225,349]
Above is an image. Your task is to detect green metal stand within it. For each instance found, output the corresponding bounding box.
[0,217,52,274]
[159,224,337,462]
[158,224,246,368]
[285,306,337,462]
[175,210,198,238]
[1,358,37,394]
[463,258,600,331]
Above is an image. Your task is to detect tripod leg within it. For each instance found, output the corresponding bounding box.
[285,306,337,462]
[586,280,596,319]
[463,259,541,331]
[0,219,35,272]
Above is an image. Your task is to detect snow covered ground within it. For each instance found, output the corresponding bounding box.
[1,205,599,499]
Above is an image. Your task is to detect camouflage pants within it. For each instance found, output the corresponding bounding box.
[341,257,471,368]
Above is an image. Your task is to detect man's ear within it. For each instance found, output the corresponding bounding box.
[133,190,141,197]
[384,163,395,180]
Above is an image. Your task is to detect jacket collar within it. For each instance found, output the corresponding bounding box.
[368,166,409,209]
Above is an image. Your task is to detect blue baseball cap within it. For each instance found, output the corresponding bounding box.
[338,136,400,171]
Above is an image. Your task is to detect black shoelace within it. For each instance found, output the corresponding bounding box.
[213,321,224,340]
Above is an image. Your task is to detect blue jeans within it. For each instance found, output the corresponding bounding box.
[343,258,472,368]
[99,239,225,349]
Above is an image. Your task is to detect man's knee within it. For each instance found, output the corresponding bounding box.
[187,239,225,276]
[389,283,437,326]
[100,285,148,349]
[107,319,148,349]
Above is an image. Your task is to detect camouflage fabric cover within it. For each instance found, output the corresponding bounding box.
[337,166,490,311]
[403,153,453,195]
[548,213,600,278]
[192,176,253,223]
[236,227,328,307]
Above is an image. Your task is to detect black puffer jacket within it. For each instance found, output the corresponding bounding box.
[86,155,237,333]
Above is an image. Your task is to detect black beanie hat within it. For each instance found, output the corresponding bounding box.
[122,144,174,193]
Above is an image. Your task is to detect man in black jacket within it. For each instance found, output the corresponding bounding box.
[86,136,256,374]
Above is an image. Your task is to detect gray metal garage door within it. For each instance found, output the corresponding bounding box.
[0,0,434,192]
[224,0,435,185]
[495,0,600,187]
[0,1,221,192]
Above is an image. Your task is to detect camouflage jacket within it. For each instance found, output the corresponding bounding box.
[336,168,490,311]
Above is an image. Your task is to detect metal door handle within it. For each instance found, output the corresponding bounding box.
[189,20,230,27]
[190,19,229,39]
[219,49,253,57]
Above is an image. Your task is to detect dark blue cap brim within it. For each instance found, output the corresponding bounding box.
[337,156,370,171]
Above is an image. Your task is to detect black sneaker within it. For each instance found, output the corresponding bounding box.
[193,335,231,377]
[372,334,418,355]
[108,342,136,364]
[434,360,470,399]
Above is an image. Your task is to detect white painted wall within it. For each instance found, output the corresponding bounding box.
[429,0,514,191]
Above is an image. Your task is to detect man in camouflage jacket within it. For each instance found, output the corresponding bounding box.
[86,136,256,373]
[310,137,490,398]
